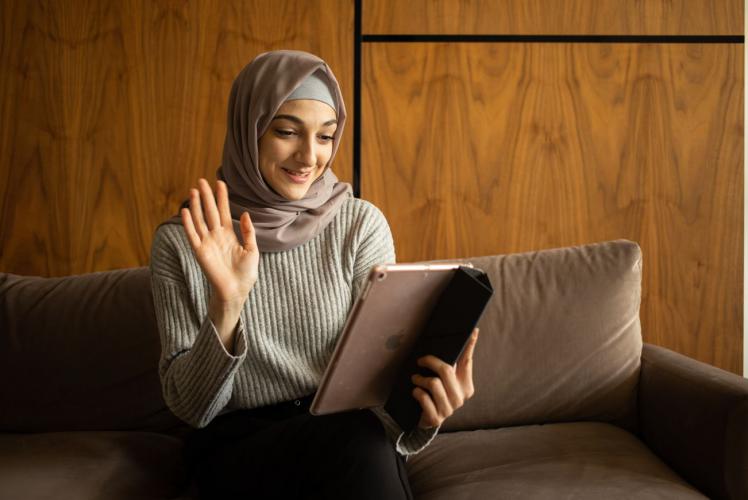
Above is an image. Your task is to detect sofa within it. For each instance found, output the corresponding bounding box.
[1,239,746,499]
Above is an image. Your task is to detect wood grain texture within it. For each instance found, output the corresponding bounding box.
[362,43,743,373]
[0,0,353,276]
[364,0,744,36]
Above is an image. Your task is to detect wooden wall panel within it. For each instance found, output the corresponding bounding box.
[0,0,353,276]
[365,0,744,36]
[362,43,743,373]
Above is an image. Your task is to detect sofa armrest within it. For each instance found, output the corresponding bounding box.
[639,343,748,499]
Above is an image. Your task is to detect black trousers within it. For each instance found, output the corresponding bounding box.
[184,394,414,500]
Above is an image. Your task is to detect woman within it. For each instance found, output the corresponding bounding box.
[149,49,478,500]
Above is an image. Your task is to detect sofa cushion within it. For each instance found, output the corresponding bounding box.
[0,431,195,500]
[0,268,183,433]
[406,422,705,499]
[438,239,642,433]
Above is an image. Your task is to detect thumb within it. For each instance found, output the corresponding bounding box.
[457,328,479,372]
[240,212,258,251]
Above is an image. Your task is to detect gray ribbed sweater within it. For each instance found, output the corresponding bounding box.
[149,197,438,457]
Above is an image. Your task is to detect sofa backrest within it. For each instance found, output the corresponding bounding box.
[440,239,643,433]
[0,268,183,433]
[1,239,642,435]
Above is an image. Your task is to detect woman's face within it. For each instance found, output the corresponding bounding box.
[258,99,338,201]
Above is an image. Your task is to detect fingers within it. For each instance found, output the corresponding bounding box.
[413,355,465,408]
[184,178,259,255]
[456,328,479,397]
[216,180,233,228]
[181,207,201,250]
[189,187,208,239]
[412,337,480,426]
[187,178,229,240]
[197,178,221,230]
[459,328,480,363]
[411,372,453,423]
[240,211,258,252]
[412,387,440,428]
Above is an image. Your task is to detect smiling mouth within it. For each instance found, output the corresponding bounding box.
[282,168,312,184]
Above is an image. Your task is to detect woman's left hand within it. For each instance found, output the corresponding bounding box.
[411,328,480,429]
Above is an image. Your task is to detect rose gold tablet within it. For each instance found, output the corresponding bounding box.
[310,262,468,416]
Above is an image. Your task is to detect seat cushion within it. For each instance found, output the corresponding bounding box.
[0,431,195,500]
[406,422,705,500]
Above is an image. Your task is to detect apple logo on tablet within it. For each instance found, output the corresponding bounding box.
[386,332,405,351]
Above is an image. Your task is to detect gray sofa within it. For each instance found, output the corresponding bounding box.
[1,239,746,499]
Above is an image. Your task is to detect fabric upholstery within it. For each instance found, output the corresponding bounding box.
[438,239,643,433]
[406,422,706,499]
[0,268,183,434]
[2,239,742,500]
[639,343,748,500]
[0,431,193,500]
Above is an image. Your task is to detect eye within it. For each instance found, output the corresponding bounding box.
[275,129,295,137]
[319,135,334,142]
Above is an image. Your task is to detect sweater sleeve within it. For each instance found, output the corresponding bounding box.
[349,202,440,457]
[149,224,249,428]
[370,406,440,457]
[350,202,396,300]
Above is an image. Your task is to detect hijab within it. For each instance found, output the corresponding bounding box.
[158,50,352,252]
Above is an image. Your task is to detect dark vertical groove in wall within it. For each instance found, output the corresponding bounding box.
[353,0,362,198]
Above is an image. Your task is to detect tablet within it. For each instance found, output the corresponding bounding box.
[310,262,467,416]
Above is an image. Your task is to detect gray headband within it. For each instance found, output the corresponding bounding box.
[284,69,336,110]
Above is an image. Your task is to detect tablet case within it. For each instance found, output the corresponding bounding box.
[384,266,494,432]
[310,264,462,417]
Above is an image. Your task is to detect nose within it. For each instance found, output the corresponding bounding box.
[294,135,317,168]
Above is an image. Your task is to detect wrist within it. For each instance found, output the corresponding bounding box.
[209,295,246,314]
[207,299,244,354]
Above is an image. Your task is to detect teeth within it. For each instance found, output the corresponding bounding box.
[284,168,310,176]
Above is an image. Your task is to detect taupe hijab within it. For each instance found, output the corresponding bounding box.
[159,50,352,252]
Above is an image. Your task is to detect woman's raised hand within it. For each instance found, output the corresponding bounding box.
[181,178,259,306]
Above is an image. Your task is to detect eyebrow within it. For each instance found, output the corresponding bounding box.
[272,114,337,127]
